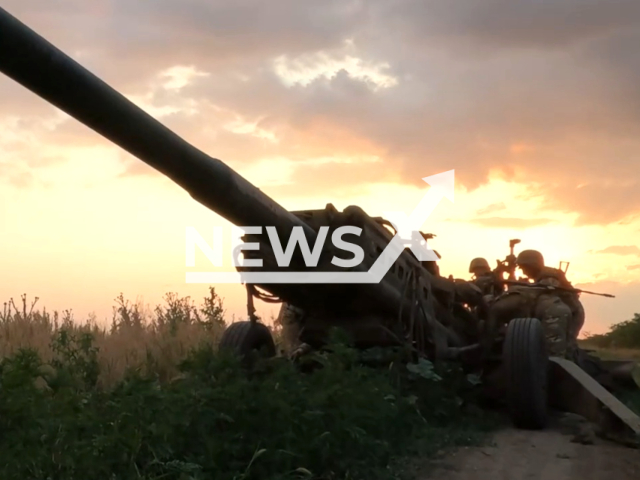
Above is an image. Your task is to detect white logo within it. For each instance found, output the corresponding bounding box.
[185,170,454,284]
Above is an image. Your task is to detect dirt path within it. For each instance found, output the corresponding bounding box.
[424,414,640,480]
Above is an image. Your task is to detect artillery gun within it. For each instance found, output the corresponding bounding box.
[0,7,474,365]
[1,7,638,444]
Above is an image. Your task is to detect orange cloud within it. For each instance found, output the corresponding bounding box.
[509,143,536,154]
[593,245,640,256]
[4,0,640,226]
[474,202,507,215]
[467,217,557,229]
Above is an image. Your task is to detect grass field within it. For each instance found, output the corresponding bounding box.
[0,291,497,480]
[3,290,638,478]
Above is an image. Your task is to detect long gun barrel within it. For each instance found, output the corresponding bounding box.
[0,7,468,357]
[0,7,316,245]
[0,8,478,360]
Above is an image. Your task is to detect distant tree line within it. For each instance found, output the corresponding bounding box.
[583,313,640,349]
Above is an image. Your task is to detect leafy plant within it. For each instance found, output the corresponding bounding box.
[0,294,497,480]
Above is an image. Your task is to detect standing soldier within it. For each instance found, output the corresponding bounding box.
[515,250,585,357]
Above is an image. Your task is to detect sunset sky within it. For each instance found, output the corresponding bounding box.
[2,1,640,335]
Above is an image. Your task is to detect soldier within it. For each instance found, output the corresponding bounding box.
[469,257,491,277]
[469,257,495,297]
[515,249,585,357]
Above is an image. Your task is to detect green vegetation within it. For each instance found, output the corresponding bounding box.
[0,292,496,480]
[582,313,640,350]
[580,314,640,416]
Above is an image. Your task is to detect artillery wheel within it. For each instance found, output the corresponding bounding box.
[503,317,549,430]
[218,321,277,359]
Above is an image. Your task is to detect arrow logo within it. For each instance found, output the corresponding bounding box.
[186,170,455,284]
[383,170,454,262]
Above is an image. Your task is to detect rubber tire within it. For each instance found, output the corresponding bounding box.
[218,321,277,358]
[503,317,549,430]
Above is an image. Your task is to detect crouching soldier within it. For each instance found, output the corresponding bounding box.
[515,249,584,358]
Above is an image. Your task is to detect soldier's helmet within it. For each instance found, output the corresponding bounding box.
[516,250,544,270]
[469,257,490,273]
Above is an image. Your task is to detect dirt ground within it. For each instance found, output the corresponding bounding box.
[424,413,640,480]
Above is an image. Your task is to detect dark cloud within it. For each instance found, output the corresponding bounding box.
[2,0,640,224]
[593,245,640,256]
[466,217,557,229]
[370,0,640,52]
[0,0,363,94]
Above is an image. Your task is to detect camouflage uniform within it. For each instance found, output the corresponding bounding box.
[488,288,534,325]
[532,293,572,357]
[534,265,585,340]
[516,250,581,358]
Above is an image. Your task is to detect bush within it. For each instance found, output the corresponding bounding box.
[582,313,640,349]
[0,293,495,480]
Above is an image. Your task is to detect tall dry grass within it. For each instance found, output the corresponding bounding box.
[0,290,495,480]
[0,288,268,388]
